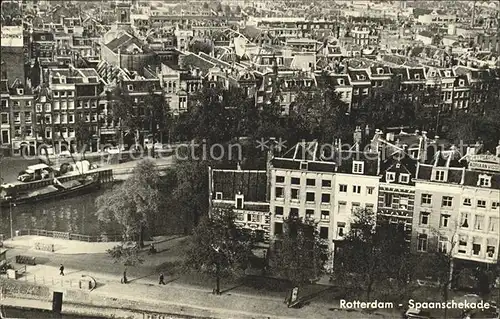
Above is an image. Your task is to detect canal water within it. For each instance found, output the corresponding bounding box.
[0,158,119,238]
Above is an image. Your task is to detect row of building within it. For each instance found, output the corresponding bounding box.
[209,129,500,272]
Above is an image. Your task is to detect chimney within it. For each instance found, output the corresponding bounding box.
[420,131,428,163]
[266,137,276,202]
[117,48,121,67]
[496,140,500,157]
[353,126,362,145]
[365,124,370,137]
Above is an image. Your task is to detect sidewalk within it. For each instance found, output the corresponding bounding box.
[3,263,400,319]
[3,235,181,254]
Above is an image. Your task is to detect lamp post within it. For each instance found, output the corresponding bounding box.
[5,196,15,240]
[211,244,222,295]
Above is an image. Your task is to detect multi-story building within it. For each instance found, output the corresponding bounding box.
[8,82,36,156]
[269,133,380,265]
[209,167,271,244]
[413,146,500,278]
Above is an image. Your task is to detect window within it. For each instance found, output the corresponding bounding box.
[386,172,396,182]
[463,198,472,206]
[306,192,315,202]
[474,215,484,230]
[440,214,450,228]
[492,202,499,210]
[319,227,329,239]
[291,189,300,199]
[489,217,499,233]
[442,196,453,207]
[477,200,486,208]
[300,162,308,170]
[275,187,284,199]
[417,234,428,252]
[366,187,374,195]
[486,242,495,258]
[301,209,313,220]
[306,178,315,186]
[274,222,283,235]
[322,180,331,188]
[321,210,329,221]
[338,201,347,214]
[352,161,364,174]
[458,235,468,254]
[365,203,374,211]
[472,240,481,256]
[236,196,243,209]
[318,193,329,204]
[127,84,134,91]
[339,184,347,192]
[53,91,59,98]
[461,212,470,228]
[438,236,449,253]
[275,206,283,216]
[477,175,491,187]
[337,222,346,237]
[276,176,285,183]
[433,170,446,181]
[352,202,361,211]
[420,212,430,225]
[352,185,361,194]
[291,177,300,185]
[399,174,410,183]
[215,192,223,200]
[290,208,299,218]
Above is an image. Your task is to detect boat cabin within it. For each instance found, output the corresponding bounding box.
[17,164,54,182]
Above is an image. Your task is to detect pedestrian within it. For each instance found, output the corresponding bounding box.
[121,269,127,284]
[159,273,165,285]
[59,264,64,276]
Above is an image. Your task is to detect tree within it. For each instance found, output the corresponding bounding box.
[289,80,352,143]
[74,117,92,154]
[95,160,163,246]
[188,39,214,55]
[334,209,411,301]
[184,208,252,294]
[270,217,328,286]
[108,87,143,147]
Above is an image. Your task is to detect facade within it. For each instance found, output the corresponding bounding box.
[413,149,500,268]
[269,136,380,265]
[209,167,271,243]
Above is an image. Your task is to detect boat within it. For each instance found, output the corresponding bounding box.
[0,176,100,208]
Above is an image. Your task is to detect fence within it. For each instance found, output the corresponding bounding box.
[16,229,124,243]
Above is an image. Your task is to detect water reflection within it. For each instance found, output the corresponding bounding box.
[0,187,120,237]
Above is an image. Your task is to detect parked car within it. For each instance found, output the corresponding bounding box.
[105,146,120,154]
[58,150,71,158]
[403,308,433,319]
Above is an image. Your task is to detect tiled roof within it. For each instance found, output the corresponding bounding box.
[211,169,267,202]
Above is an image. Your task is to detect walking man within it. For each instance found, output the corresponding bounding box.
[121,269,128,284]
[59,264,64,276]
[159,273,165,285]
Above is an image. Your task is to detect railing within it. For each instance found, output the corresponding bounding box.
[18,229,124,243]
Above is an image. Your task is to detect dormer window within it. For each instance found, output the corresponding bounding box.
[399,173,410,184]
[459,79,465,86]
[215,192,222,200]
[386,172,396,182]
[300,161,308,170]
[235,194,244,209]
[415,74,420,80]
[478,174,491,188]
[127,84,134,91]
[338,78,344,85]
[377,68,383,74]
[352,161,364,174]
[17,88,24,95]
[433,170,446,182]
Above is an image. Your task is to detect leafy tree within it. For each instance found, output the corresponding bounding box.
[289,85,351,143]
[334,209,411,301]
[184,208,252,294]
[188,39,214,55]
[216,2,223,12]
[95,160,163,246]
[202,2,209,9]
[108,87,143,147]
[171,155,210,234]
[270,217,328,286]
[74,117,92,154]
